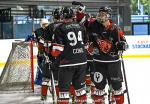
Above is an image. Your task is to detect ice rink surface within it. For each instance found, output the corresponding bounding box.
[123,58,150,104]
[0,58,150,104]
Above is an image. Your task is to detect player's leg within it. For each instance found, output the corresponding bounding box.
[92,61,107,104]
[52,60,60,98]
[41,62,51,100]
[35,55,43,85]
[58,66,74,104]
[72,64,87,104]
[41,78,49,100]
[108,61,124,104]
[69,83,76,103]
[88,61,96,95]
[85,61,92,93]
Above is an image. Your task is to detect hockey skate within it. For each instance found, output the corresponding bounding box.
[41,95,47,101]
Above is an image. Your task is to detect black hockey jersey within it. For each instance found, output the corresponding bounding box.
[88,20,126,62]
[84,18,96,61]
[52,21,87,67]
[43,22,62,62]
[35,28,45,43]
[44,22,62,50]
[34,28,45,53]
[44,22,62,42]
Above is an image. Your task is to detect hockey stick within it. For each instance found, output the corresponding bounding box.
[108,84,112,104]
[48,62,57,104]
[108,85,116,104]
[37,65,43,73]
[119,52,131,104]
[107,79,116,104]
[117,27,130,104]
[44,41,57,104]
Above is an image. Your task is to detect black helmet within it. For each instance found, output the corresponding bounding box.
[62,7,74,19]
[52,8,62,19]
[99,7,112,15]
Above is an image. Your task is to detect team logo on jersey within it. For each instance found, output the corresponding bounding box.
[94,72,103,83]
[97,39,113,54]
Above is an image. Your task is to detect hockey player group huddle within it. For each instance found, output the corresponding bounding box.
[33,1,128,104]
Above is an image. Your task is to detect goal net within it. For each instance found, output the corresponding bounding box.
[0,41,34,92]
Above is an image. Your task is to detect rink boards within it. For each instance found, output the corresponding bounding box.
[0,36,150,71]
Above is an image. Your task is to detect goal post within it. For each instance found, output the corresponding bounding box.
[30,41,34,92]
[0,41,35,92]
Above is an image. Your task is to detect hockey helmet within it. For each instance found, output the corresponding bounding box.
[40,18,49,24]
[97,7,112,23]
[76,5,85,13]
[99,6,112,16]
[52,8,62,19]
[75,5,86,22]
[72,1,85,12]
[40,18,49,28]
[62,7,74,19]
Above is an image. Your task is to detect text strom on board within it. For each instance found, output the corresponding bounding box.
[132,44,150,48]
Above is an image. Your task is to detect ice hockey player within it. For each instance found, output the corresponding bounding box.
[40,8,62,100]
[51,6,88,104]
[72,1,96,95]
[34,18,49,86]
[88,7,128,104]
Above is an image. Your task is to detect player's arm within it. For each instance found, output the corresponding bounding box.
[43,25,54,54]
[82,26,88,44]
[34,30,39,43]
[85,24,95,55]
[115,26,128,51]
[34,29,46,54]
[51,26,64,57]
[44,24,53,41]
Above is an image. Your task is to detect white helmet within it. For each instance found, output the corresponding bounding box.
[40,18,49,27]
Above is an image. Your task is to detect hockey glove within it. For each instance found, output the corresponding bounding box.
[86,42,94,55]
[116,41,128,51]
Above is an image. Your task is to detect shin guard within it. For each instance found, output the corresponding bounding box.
[41,85,48,100]
[58,92,70,104]
[41,85,48,96]
[93,95,105,104]
[76,95,87,104]
[114,94,124,104]
[75,88,87,104]
[113,88,124,104]
[93,89,106,104]
[41,79,49,100]
[58,99,69,104]
[70,85,76,97]
[55,85,60,97]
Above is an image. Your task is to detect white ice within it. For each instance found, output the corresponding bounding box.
[0,58,150,104]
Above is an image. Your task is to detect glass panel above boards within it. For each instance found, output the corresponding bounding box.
[132,22,150,35]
